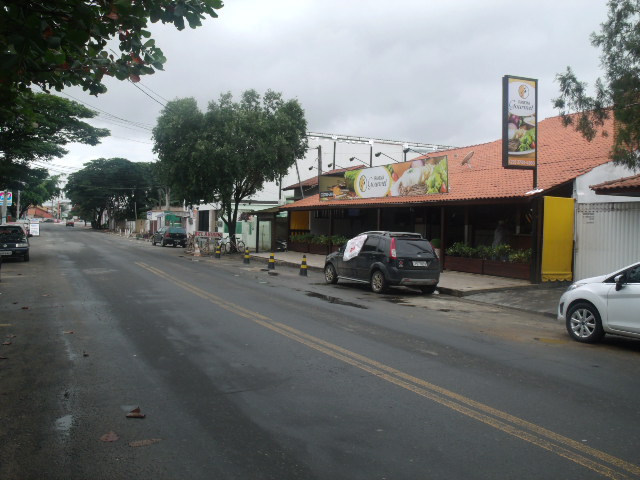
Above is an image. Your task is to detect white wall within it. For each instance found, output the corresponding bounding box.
[574,162,638,204]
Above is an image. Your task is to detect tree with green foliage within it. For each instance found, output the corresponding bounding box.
[0,0,223,119]
[11,169,62,219]
[65,158,153,228]
[0,92,109,186]
[153,90,308,250]
[554,0,640,170]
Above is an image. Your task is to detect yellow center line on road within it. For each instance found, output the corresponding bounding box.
[136,262,640,480]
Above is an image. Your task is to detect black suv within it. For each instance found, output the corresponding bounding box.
[324,231,440,294]
[151,226,187,247]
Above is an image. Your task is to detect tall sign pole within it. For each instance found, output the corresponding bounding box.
[502,75,538,189]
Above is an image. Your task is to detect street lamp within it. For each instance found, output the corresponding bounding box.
[403,146,431,162]
[349,156,368,166]
[374,152,400,163]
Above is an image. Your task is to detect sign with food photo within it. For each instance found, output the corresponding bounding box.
[319,156,449,201]
[502,75,538,169]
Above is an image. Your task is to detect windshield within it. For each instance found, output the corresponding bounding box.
[0,226,25,237]
[396,239,434,256]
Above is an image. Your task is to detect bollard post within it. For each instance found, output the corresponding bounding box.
[243,247,250,264]
[215,244,221,259]
[299,255,308,276]
[268,252,275,270]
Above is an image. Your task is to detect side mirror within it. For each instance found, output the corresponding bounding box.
[614,273,626,291]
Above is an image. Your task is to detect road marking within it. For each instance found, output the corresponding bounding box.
[136,262,640,480]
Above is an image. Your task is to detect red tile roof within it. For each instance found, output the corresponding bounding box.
[590,173,640,196]
[283,114,615,210]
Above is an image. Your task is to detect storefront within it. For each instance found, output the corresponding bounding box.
[281,114,616,283]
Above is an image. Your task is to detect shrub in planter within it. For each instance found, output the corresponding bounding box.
[444,242,483,273]
[330,235,348,252]
[508,248,532,263]
[309,235,331,254]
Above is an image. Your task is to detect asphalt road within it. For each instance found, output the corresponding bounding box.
[1,224,639,480]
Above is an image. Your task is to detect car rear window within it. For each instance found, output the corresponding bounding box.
[168,227,186,233]
[396,238,435,256]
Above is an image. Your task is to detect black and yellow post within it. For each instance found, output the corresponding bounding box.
[215,244,221,259]
[268,252,275,270]
[299,255,308,276]
[243,247,250,264]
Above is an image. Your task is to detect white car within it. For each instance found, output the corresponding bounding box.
[558,262,640,343]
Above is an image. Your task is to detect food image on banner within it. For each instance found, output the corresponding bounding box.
[502,76,538,169]
[319,156,449,201]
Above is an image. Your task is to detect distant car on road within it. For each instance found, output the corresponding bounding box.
[558,261,640,343]
[324,231,440,294]
[151,226,187,247]
[66,220,74,226]
[0,225,30,262]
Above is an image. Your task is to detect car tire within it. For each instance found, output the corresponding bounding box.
[420,285,436,294]
[324,263,338,284]
[370,270,388,294]
[152,239,156,246]
[566,301,605,343]
[161,240,166,247]
[23,252,30,262]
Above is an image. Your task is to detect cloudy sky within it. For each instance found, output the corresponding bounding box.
[53,0,610,200]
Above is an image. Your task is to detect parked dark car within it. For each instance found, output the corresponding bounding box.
[151,226,187,247]
[0,225,30,262]
[324,231,440,294]
[66,220,74,226]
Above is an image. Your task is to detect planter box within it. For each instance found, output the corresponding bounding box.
[330,244,343,253]
[308,243,330,255]
[444,256,483,274]
[289,241,309,253]
[482,260,531,280]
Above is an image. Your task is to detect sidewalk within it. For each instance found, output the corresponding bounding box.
[249,250,568,318]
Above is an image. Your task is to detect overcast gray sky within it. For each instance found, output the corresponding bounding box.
[53,0,610,200]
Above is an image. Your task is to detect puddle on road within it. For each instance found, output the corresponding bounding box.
[55,414,73,435]
[305,292,368,309]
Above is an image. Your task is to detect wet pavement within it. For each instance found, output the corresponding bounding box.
[248,250,569,318]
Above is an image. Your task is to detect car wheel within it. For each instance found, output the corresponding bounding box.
[324,263,338,284]
[370,270,387,294]
[566,301,605,343]
[161,239,166,247]
[152,239,156,246]
[23,252,30,262]
[420,285,436,294]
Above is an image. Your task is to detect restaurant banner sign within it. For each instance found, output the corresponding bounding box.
[319,156,448,201]
[502,75,538,169]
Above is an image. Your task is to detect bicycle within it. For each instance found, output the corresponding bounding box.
[221,235,245,254]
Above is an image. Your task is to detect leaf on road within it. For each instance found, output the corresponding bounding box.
[129,438,162,447]
[63,331,74,334]
[6,334,16,338]
[126,407,146,419]
[100,431,120,442]
[83,351,89,357]
[21,306,29,310]
[0,356,7,360]
[2,341,11,345]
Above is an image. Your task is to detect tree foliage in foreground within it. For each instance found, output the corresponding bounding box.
[153,90,308,249]
[65,158,155,228]
[0,0,223,120]
[0,92,109,187]
[554,0,640,170]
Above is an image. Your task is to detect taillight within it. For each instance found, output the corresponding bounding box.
[390,238,397,259]
[164,233,170,238]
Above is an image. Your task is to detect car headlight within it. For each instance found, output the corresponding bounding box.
[16,243,29,247]
[566,282,585,292]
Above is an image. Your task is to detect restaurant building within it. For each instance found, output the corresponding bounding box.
[281,114,632,283]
